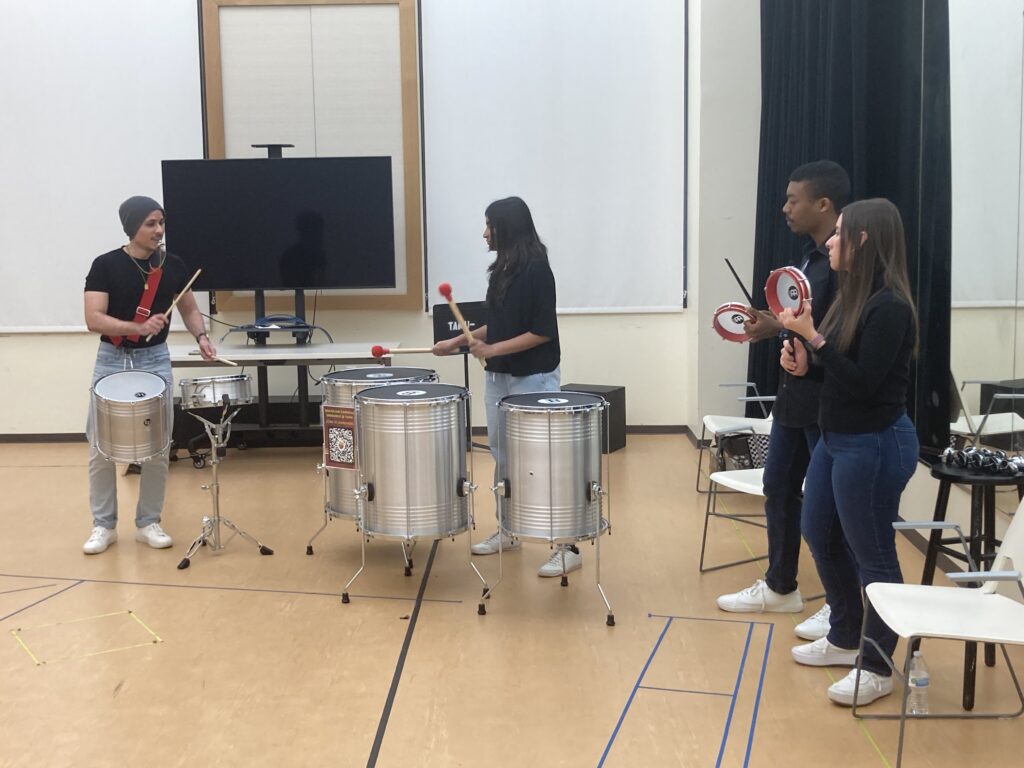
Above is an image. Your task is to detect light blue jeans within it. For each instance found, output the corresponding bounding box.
[87,342,174,529]
[484,366,561,486]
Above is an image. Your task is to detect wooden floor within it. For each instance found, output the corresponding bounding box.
[0,437,1021,767]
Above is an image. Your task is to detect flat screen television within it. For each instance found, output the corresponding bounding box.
[161,157,395,291]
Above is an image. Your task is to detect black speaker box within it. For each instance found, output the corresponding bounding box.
[561,383,626,453]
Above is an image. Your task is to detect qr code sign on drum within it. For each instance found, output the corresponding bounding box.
[328,426,354,465]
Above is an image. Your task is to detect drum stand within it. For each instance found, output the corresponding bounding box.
[177,399,274,570]
[478,483,615,627]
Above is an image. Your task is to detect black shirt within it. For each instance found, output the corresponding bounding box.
[816,288,915,433]
[484,257,560,376]
[771,240,838,427]
[84,248,192,348]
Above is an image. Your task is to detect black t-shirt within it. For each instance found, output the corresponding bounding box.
[484,257,560,376]
[84,247,192,347]
[772,240,838,427]
[815,288,915,433]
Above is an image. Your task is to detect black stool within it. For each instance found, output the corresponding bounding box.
[921,463,1024,709]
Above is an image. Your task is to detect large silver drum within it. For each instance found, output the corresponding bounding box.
[499,391,608,542]
[321,367,437,520]
[179,374,253,409]
[354,383,470,540]
[91,370,170,463]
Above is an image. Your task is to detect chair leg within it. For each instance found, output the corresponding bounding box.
[695,424,709,494]
[698,480,768,573]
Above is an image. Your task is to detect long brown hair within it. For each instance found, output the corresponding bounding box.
[819,198,918,354]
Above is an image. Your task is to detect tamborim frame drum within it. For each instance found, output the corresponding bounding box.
[91,370,170,463]
[179,374,253,409]
[712,302,755,343]
[320,367,438,520]
[498,392,609,543]
[764,266,812,317]
[354,383,470,540]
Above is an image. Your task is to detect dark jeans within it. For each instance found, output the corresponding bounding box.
[801,413,919,675]
[762,419,821,595]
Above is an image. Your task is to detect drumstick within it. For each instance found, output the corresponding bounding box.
[724,258,756,306]
[438,282,485,367]
[371,345,433,357]
[215,356,238,366]
[144,268,202,341]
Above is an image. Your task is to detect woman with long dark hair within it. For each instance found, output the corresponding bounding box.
[779,198,920,706]
[433,197,575,576]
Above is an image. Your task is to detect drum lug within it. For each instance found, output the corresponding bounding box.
[457,478,476,498]
[587,481,606,503]
[491,479,511,499]
[354,483,375,502]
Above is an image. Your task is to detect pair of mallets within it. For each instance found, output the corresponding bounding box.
[372,283,481,363]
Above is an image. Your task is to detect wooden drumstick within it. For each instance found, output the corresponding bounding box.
[145,268,202,341]
[438,282,484,367]
[215,356,238,366]
[371,345,432,357]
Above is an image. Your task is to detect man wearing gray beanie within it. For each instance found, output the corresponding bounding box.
[81,196,217,555]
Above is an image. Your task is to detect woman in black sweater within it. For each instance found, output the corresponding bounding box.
[779,198,920,706]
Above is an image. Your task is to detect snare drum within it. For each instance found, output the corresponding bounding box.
[179,374,253,409]
[498,392,608,543]
[712,302,755,343]
[765,266,812,317]
[91,370,170,463]
[322,367,438,519]
[353,383,470,540]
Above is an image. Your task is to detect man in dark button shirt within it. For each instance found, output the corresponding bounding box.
[715,161,850,640]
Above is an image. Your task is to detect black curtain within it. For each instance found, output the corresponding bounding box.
[748,0,951,458]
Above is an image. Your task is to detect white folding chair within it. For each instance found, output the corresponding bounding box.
[698,430,770,573]
[950,375,1024,449]
[695,383,773,493]
[850,498,1024,768]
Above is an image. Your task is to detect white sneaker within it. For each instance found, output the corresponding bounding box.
[470,531,520,555]
[717,579,803,613]
[795,603,832,640]
[791,636,858,667]
[827,669,894,706]
[83,526,117,554]
[135,522,173,549]
[538,545,582,577]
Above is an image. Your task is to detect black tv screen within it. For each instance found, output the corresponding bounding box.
[161,157,395,291]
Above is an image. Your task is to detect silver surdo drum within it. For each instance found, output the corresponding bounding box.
[321,367,438,520]
[498,392,608,542]
[179,374,253,409]
[353,383,470,540]
[91,370,170,463]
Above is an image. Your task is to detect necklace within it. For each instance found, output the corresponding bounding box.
[123,245,166,290]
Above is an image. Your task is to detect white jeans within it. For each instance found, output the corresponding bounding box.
[86,342,174,529]
[483,366,561,486]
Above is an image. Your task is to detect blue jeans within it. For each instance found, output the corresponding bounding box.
[86,342,174,529]
[484,367,561,487]
[801,413,919,675]
[762,419,821,595]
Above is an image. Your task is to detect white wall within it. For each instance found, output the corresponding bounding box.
[0,0,763,436]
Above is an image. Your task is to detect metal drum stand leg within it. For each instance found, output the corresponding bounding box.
[177,400,274,570]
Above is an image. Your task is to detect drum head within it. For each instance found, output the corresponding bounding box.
[712,303,755,343]
[94,370,165,401]
[765,266,811,316]
[354,383,467,403]
[324,367,436,384]
[501,392,605,411]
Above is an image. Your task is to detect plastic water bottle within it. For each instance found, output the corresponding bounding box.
[907,651,930,715]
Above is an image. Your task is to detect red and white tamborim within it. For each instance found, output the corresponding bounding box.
[765,266,812,317]
[712,302,756,343]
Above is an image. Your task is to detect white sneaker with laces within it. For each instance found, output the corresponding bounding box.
[538,546,582,577]
[795,603,832,640]
[135,522,173,549]
[717,579,803,613]
[83,526,117,554]
[470,531,520,555]
[791,636,859,667]
[827,668,894,706]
